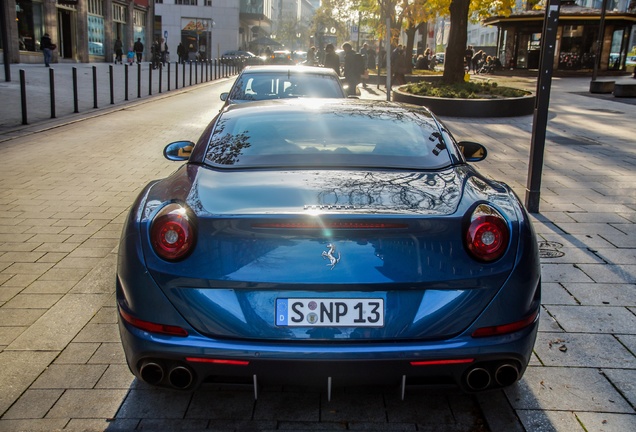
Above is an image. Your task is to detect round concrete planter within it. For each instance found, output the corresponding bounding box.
[392,86,535,117]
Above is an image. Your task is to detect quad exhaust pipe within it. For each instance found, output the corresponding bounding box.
[169,366,194,389]
[465,362,520,391]
[495,363,520,387]
[139,361,194,389]
[140,361,164,386]
[465,367,491,391]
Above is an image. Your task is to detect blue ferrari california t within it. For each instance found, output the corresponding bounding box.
[117,99,541,397]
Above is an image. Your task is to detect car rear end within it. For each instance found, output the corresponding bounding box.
[117,100,540,392]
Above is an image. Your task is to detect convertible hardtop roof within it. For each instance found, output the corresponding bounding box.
[240,65,339,76]
[222,97,435,118]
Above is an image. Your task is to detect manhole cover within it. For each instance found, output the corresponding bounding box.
[538,241,565,258]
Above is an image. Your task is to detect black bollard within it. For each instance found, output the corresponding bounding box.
[167,62,171,91]
[20,69,27,125]
[175,61,179,90]
[182,61,186,88]
[125,64,129,101]
[73,67,79,113]
[148,64,152,95]
[49,68,56,119]
[92,66,98,108]
[159,63,162,93]
[137,63,141,98]
[189,61,192,86]
[109,65,114,104]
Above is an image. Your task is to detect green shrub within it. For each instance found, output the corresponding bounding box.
[404,80,528,99]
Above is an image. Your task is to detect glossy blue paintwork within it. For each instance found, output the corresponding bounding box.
[116,100,541,392]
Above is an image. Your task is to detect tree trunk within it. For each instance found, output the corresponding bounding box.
[443,0,470,84]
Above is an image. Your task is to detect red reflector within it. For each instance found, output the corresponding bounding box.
[252,222,407,229]
[185,357,250,366]
[410,359,474,366]
[472,310,539,338]
[119,308,188,337]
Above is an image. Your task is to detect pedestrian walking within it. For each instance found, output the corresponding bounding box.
[323,43,340,76]
[114,37,123,64]
[177,42,186,64]
[127,47,135,65]
[360,43,371,88]
[134,38,144,63]
[391,44,407,86]
[342,42,364,95]
[161,40,169,65]
[40,33,55,67]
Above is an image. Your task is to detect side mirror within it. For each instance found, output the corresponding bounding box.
[458,141,487,162]
[164,141,195,161]
[220,92,229,101]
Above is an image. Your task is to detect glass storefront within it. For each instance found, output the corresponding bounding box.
[134,9,146,50]
[16,0,44,52]
[88,15,105,56]
[181,18,211,61]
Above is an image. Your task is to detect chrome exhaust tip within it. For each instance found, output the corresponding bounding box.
[495,363,520,387]
[168,366,194,389]
[465,367,491,391]
[140,362,164,385]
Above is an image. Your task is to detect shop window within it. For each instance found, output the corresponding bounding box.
[16,0,45,52]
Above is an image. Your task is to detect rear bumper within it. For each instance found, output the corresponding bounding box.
[118,310,539,392]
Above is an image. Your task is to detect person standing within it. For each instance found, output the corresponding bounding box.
[359,43,371,88]
[177,42,186,64]
[162,40,169,65]
[391,44,407,86]
[465,45,474,72]
[134,38,144,64]
[114,37,123,64]
[342,42,363,96]
[40,33,53,67]
[323,43,340,76]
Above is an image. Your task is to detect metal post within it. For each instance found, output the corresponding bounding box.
[195,60,198,84]
[109,64,114,104]
[167,62,171,91]
[159,63,163,93]
[525,0,561,214]
[137,63,141,98]
[591,0,609,82]
[125,64,129,101]
[20,70,27,125]
[182,61,186,88]
[49,68,56,118]
[175,61,179,89]
[189,61,193,86]
[0,3,11,82]
[92,66,98,108]
[73,67,79,113]
[149,64,152,95]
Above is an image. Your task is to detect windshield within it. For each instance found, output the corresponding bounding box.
[228,72,344,101]
[203,105,452,170]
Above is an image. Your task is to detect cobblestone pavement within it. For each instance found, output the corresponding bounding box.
[0,65,635,431]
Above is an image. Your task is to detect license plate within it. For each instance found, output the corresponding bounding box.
[276,298,384,327]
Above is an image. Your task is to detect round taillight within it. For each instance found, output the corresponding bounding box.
[150,204,196,261]
[465,207,509,262]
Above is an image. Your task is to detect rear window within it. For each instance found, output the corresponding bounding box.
[203,107,452,169]
[228,72,344,100]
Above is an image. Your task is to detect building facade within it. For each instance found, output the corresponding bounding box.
[1,0,155,64]
[1,0,265,65]
[153,0,240,62]
[484,0,636,71]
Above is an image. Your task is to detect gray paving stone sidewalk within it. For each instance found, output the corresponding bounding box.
[0,67,635,431]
